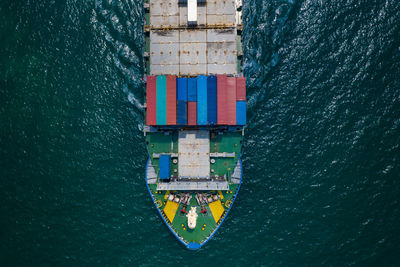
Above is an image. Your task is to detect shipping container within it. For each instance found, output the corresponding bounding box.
[166,76,177,125]
[217,75,228,124]
[207,76,217,125]
[159,154,171,180]
[188,0,197,25]
[226,77,237,125]
[236,76,246,100]
[188,78,197,101]
[146,76,157,125]
[188,102,197,125]
[156,75,167,125]
[197,76,208,125]
[236,101,246,125]
[177,78,188,101]
[177,100,187,125]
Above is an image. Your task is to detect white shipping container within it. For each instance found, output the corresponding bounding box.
[187,0,197,23]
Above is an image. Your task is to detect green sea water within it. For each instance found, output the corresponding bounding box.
[1,0,400,265]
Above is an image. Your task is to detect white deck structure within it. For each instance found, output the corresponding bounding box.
[156,181,229,191]
[178,131,210,179]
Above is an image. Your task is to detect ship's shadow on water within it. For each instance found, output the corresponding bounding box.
[1,0,400,265]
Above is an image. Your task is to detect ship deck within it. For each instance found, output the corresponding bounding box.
[143,0,245,249]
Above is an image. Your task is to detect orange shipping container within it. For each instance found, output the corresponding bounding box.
[226,77,237,125]
[217,75,228,124]
[236,76,246,101]
[166,76,177,125]
[146,76,157,125]
[188,102,197,126]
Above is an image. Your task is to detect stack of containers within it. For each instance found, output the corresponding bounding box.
[146,75,245,127]
[187,78,197,125]
[207,76,217,125]
[236,76,247,125]
[156,75,167,125]
[177,78,188,125]
[197,76,208,125]
[166,76,177,125]
[146,76,157,125]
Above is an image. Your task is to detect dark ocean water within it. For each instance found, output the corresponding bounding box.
[1,0,399,265]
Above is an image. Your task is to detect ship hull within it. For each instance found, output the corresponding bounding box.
[143,0,246,249]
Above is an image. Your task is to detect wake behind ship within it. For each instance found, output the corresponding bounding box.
[143,0,246,249]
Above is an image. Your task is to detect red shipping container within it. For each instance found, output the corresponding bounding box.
[217,75,228,124]
[146,76,157,125]
[236,76,246,100]
[166,76,177,125]
[187,102,197,126]
[226,77,237,125]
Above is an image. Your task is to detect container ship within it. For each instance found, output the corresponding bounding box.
[143,0,246,249]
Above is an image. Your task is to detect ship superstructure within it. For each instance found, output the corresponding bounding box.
[143,0,246,249]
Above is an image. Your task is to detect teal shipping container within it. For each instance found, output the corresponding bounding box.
[197,76,207,125]
[156,75,167,125]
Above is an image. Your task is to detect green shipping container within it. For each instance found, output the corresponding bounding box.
[156,76,167,125]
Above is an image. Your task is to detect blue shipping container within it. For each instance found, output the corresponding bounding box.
[177,100,187,125]
[236,101,246,125]
[156,75,167,125]
[177,78,188,101]
[188,78,197,101]
[197,76,207,125]
[207,76,217,125]
[159,154,171,180]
